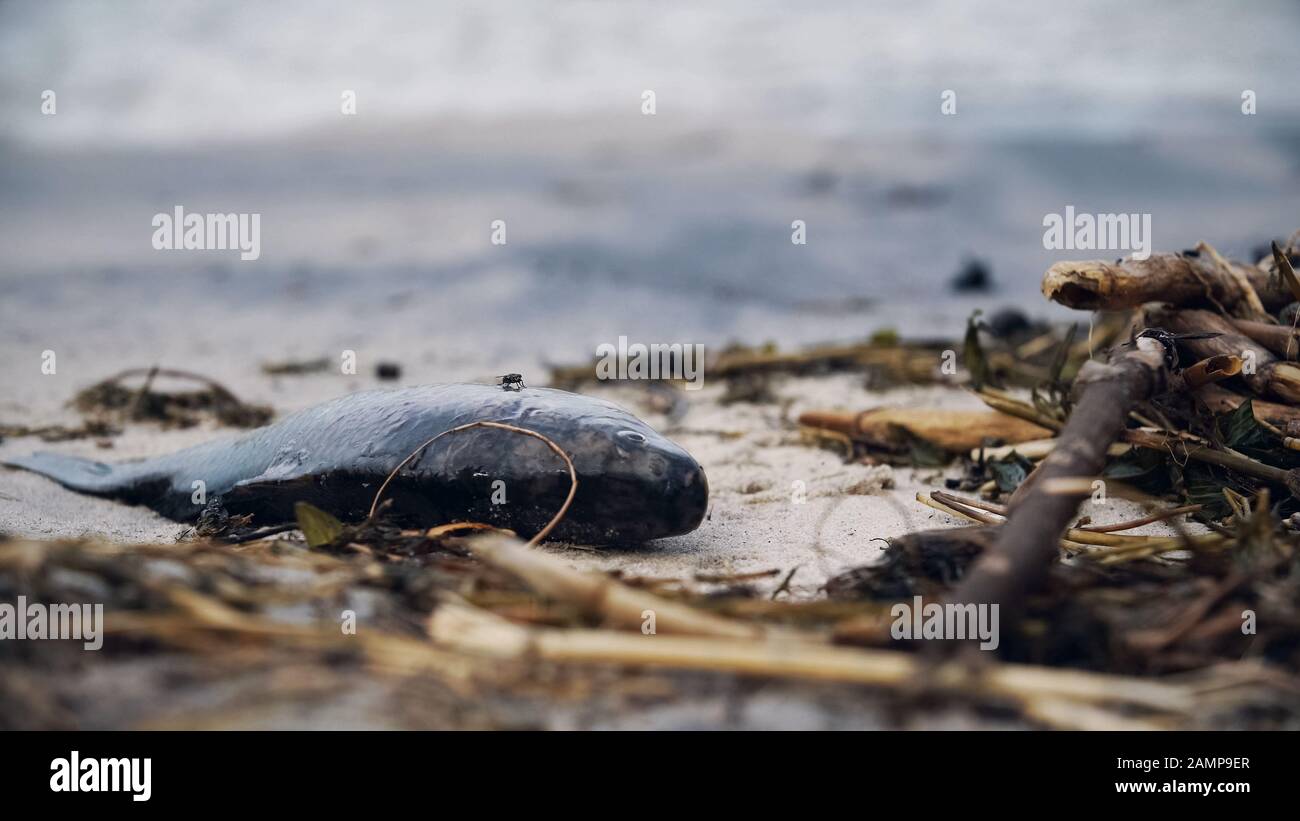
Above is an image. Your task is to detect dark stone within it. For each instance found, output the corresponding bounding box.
[950,258,993,293]
[987,307,1034,339]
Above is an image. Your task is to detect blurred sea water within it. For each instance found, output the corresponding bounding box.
[4,0,1300,146]
[1,0,1298,371]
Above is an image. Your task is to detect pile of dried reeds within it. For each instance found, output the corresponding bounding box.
[817,236,1300,699]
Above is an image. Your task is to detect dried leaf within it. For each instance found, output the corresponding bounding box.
[295,502,345,548]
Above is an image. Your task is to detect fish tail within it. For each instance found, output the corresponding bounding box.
[3,451,125,494]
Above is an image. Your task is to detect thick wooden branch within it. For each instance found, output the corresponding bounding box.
[939,337,1169,649]
[1042,248,1287,315]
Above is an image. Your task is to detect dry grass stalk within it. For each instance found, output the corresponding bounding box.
[427,601,1195,725]
[967,438,1130,461]
[1123,427,1300,497]
[470,534,766,640]
[972,389,1064,432]
[917,491,1222,556]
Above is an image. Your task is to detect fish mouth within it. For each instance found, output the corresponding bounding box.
[553,459,709,544]
[663,461,708,538]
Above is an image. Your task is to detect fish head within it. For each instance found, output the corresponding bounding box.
[561,405,709,542]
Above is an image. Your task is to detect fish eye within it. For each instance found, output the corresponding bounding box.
[617,430,647,446]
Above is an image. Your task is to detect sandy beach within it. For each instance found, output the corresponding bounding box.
[1,359,1183,600]
[3,1,1299,740]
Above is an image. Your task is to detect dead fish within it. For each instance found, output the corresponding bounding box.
[4,384,709,544]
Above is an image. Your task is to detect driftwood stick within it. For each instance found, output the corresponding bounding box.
[1042,247,1288,314]
[940,336,1169,648]
[1195,383,1300,430]
[796,407,1052,452]
[1152,308,1300,403]
[1231,318,1300,360]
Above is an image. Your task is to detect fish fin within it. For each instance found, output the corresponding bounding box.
[223,474,331,522]
[3,451,121,493]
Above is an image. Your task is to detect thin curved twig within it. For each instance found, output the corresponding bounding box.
[93,366,243,402]
[368,421,578,547]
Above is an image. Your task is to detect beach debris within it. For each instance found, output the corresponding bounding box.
[261,357,330,376]
[827,491,1300,682]
[71,367,272,429]
[1149,308,1300,402]
[868,230,1300,677]
[939,333,1172,642]
[985,307,1039,340]
[950,258,993,293]
[294,501,346,548]
[9,525,1285,730]
[1041,245,1289,314]
[428,598,1200,730]
[797,408,1052,455]
[719,371,777,405]
[549,335,955,392]
[469,533,764,639]
[0,420,121,443]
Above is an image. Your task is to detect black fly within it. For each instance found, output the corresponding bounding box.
[1124,328,1221,370]
[497,373,525,391]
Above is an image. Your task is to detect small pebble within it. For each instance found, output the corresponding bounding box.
[950,258,993,293]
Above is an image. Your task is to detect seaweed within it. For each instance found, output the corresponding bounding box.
[72,367,272,429]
